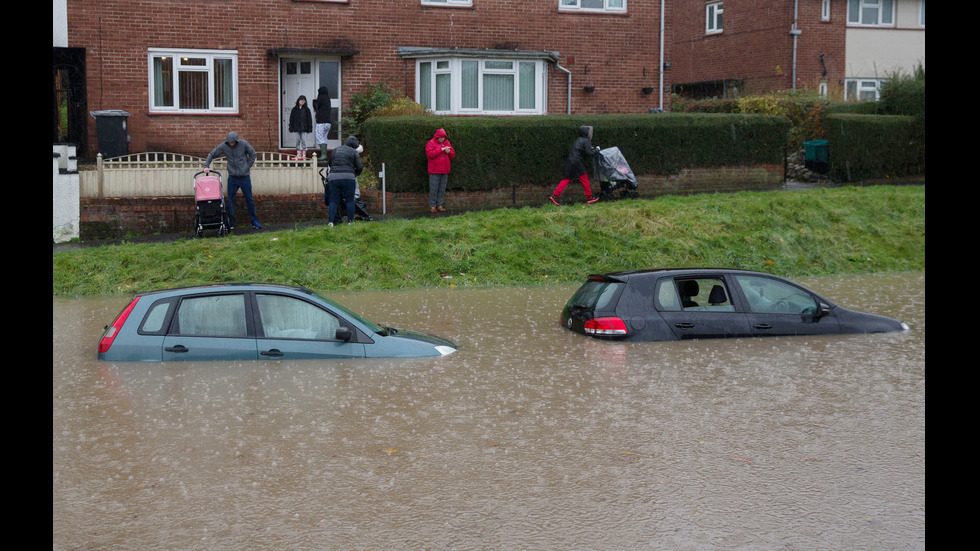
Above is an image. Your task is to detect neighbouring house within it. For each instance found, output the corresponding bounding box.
[668,0,925,100]
[56,0,673,161]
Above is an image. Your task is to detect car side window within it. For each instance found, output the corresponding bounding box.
[175,294,247,337]
[655,279,681,311]
[256,294,340,340]
[734,275,818,315]
[139,298,174,334]
[672,277,734,311]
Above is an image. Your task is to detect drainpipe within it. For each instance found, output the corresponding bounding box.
[791,0,801,90]
[659,0,666,110]
[555,61,572,114]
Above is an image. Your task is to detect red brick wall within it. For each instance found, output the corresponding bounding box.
[667,0,846,96]
[77,164,784,240]
[68,0,670,160]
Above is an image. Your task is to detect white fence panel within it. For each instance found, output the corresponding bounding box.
[80,152,323,198]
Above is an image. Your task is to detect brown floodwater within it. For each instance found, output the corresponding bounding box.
[53,272,924,550]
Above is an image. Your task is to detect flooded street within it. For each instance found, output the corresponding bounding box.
[53,272,924,550]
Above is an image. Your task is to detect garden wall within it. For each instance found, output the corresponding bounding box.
[77,164,784,240]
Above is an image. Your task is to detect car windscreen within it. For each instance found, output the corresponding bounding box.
[566,280,624,311]
[309,291,386,333]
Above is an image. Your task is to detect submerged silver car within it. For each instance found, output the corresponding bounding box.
[98,283,457,361]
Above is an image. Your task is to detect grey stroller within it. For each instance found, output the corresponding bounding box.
[319,167,374,222]
[593,146,639,201]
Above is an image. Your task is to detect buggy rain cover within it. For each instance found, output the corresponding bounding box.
[596,147,637,187]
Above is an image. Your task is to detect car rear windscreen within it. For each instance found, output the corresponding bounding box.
[567,281,624,310]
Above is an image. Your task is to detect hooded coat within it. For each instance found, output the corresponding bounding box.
[562,126,595,179]
[326,136,364,180]
[425,128,455,174]
[289,96,313,133]
[313,87,332,124]
[204,131,257,177]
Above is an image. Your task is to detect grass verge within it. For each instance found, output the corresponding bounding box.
[53,185,924,296]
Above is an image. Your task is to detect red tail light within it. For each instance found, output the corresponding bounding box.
[584,317,628,336]
[99,297,140,354]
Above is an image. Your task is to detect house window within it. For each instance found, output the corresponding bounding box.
[417,58,544,115]
[845,79,881,101]
[821,0,831,21]
[919,0,925,27]
[706,2,723,34]
[422,0,473,6]
[846,0,894,26]
[149,48,238,113]
[559,0,627,13]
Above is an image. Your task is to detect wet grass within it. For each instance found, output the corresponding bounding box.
[53,185,925,296]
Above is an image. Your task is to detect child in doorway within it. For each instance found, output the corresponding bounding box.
[288,95,313,158]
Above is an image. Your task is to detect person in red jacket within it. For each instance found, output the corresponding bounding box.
[426,128,455,213]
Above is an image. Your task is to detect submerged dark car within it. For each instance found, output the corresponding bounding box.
[560,268,909,341]
[98,283,457,361]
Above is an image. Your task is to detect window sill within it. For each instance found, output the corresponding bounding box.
[148,111,241,117]
[558,9,629,16]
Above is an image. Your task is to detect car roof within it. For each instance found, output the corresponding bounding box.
[589,268,772,281]
[134,282,314,298]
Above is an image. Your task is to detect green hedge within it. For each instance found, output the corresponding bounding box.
[363,113,790,193]
[823,113,925,182]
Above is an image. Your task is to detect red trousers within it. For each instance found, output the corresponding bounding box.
[553,173,592,197]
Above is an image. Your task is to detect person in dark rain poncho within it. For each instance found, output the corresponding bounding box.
[549,125,600,206]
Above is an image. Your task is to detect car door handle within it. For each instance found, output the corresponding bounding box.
[261,349,284,357]
[165,345,188,353]
[675,323,695,329]
[753,324,773,330]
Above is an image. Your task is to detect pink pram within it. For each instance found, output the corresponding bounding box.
[193,170,230,237]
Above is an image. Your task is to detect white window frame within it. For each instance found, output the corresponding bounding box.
[148,48,238,114]
[558,0,627,13]
[919,0,925,27]
[821,0,832,21]
[846,0,895,27]
[845,78,881,101]
[416,57,546,115]
[706,2,723,34]
[421,0,473,6]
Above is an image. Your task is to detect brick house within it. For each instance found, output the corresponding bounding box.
[57,0,673,161]
[668,0,925,100]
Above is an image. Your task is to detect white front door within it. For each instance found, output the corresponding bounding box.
[281,60,314,152]
[280,58,341,153]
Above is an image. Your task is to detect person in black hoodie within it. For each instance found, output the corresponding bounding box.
[313,87,332,160]
[288,95,313,155]
[549,125,600,206]
[326,136,363,226]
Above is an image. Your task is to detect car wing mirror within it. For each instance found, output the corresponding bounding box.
[803,302,832,322]
[335,327,352,342]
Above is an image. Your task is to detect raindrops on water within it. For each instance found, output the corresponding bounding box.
[54,273,924,550]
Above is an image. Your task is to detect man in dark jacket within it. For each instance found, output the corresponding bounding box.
[325,136,363,226]
[204,131,261,229]
[549,125,600,206]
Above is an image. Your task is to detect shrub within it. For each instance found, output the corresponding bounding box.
[878,63,925,117]
[364,113,790,193]
[824,113,924,181]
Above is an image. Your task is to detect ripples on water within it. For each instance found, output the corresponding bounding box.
[53,273,924,550]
